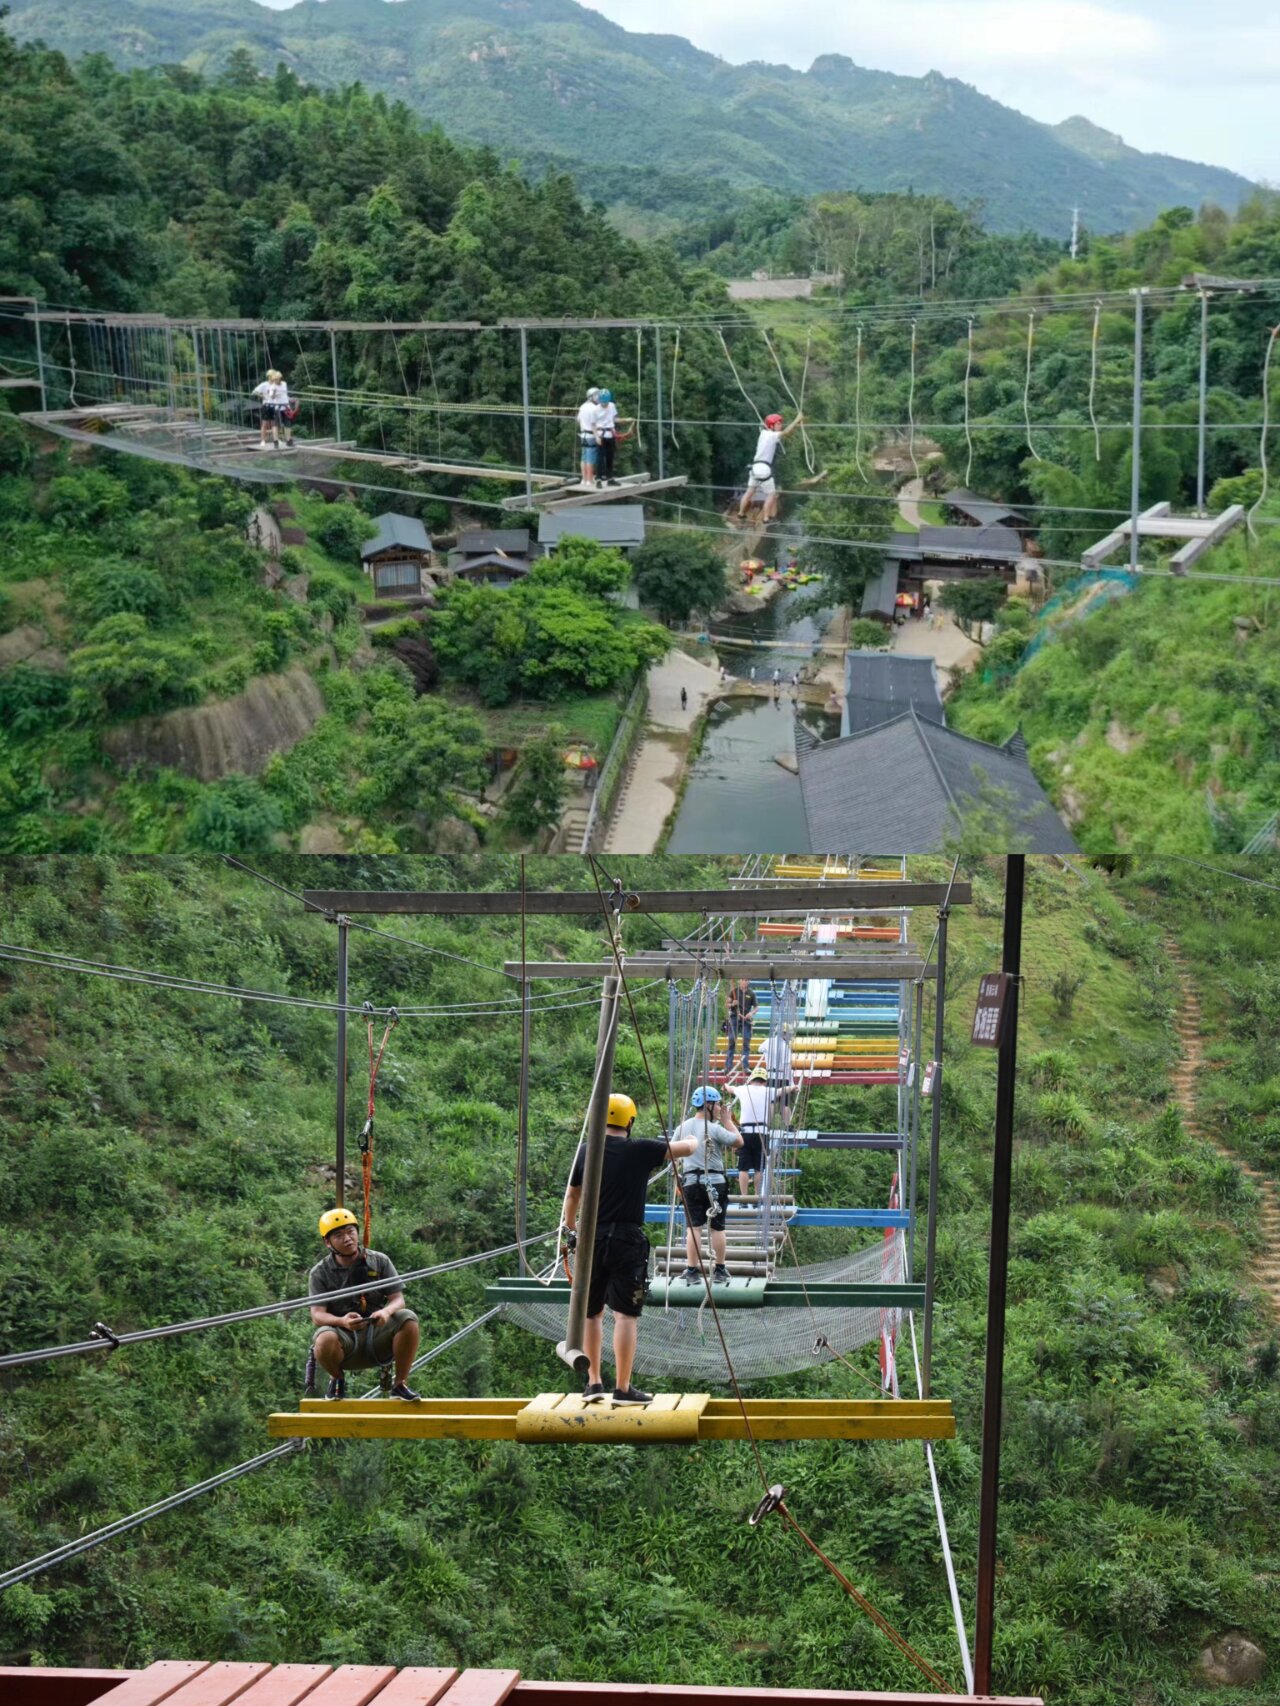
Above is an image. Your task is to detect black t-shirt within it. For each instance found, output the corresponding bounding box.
[570,1134,669,1228]
[308,1247,400,1318]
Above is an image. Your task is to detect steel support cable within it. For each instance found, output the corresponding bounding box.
[853,323,867,483]
[0,1441,305,1593]
[907,320,919,479]
[1023,312,1042,462]
[1089,300,1104,461]
[963,319,974,486]
[0,1233,558,1371]
[907,1312,975,1692]
[0,940,608,1017]
[668,326,681,450]
[584,862,956,1695]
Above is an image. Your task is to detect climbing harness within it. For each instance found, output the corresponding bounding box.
[360,1000,399,1248]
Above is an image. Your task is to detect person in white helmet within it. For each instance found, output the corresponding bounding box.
[577,386,603,485]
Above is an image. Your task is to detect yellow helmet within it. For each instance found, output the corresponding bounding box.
[607,1092,637,1129]
[318,1206,358,1240]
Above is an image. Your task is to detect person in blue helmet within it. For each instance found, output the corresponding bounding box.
[670,1085,742,1286]
[594,389,634,486]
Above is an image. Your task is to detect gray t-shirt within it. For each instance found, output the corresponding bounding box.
[673,1114,738,1179]
[308,1247,400,1319]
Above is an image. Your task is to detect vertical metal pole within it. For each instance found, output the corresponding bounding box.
[193,327,206,456]
[666,981,677,1137]
[519,326,534,505]
[653,324,666,482]
[32,306,47,413]
[559,977,621,1374]
[517,978,532,1275]
[1197,289,1210,516]
[1128,289,1146,575]
[330,330,342,443]
[335,917,350,1207]
[164,325,178,418]
[973,857,1026,1697]
[922,907,949,1398]
[907,978,924,1278]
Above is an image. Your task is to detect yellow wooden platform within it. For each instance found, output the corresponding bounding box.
[267,1395,956,1444]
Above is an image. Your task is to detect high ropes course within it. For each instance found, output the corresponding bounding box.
[0,859,1013,1695]
[3,286,1280,583]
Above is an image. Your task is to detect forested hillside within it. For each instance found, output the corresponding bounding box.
[5,0,1258,236]
[0,854,1278,1704]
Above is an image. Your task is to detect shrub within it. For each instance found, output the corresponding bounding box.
[0,663,71,736]
[183,776,285,852]
[502,731,568,839]
[848,618,892,649]
[68,614,201,720]
[1050,967,1086,1018]
[312,500,377,557]
[68,563,168,627]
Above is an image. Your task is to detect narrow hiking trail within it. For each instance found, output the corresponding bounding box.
[1167,938,1280,1318]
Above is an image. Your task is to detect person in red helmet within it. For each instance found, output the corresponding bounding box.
[737,410,804,525]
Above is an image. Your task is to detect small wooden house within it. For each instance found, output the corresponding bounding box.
[361,513,434,597]
[448,527,534,588]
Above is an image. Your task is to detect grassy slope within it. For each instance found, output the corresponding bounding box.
[946,523,1280,852]
[1,855,1278,1702]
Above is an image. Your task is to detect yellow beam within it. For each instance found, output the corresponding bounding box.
[268,1396,955,1444]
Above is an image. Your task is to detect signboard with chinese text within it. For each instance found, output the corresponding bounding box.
[971,973,1010,1048]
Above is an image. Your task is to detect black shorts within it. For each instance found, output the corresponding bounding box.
[260,404,282,423]
[684,1179,729,1231]
[586,1224,650,1320]
[737,1133,765,1172]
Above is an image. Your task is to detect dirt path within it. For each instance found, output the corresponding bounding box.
[1167,938,1280,1318]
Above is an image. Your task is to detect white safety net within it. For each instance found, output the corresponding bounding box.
[502,1230,906,1385]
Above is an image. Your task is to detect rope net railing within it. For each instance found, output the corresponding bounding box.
[502,1232,908,1385]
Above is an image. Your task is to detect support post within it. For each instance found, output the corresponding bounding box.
[907,977,924,1277]
[193,327,206,456]
[653,323,665,482]
[517,978,532,1274]
[32,306,47,414]
[519,326,534,505]
[164,324,178,418]
[1197,289,1210,516]
[973,857,1026,1695]
[330,330,342,444]
[922,906,949,1397]
[335,916,350,1206]
[1128,289,1147,575]
[558,976,621,1376]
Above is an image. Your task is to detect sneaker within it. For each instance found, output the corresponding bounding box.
[325,1374,346,1400]
[582,1380,609,1403]
[713,1265,732,1284]
[390,1381,422,1402]
[675,1267,701,1285]
[611,1384,652,1405]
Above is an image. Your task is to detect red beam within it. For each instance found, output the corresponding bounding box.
[373,1674,460,1706]
[302,1673,399,1706]
[514,1688,1042,1706]
[168,1667,273,1706]
[96,1666,215,1706]
[437,1675,521,1706]
[234,1670,335,1706]
[0,1670,144,1706]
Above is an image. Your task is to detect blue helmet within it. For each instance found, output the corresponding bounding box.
[690,1085,722,1109]
[598,389,613,404]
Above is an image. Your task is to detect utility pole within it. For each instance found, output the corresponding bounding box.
[1128,289,1149,576]
[972,857,1026,1695]
[519,326,534,506]
[31,305,48,414]
[653,323,665,482]
[558,977,621,1376]
[1197,288,1210,515]
[330,330,342,444]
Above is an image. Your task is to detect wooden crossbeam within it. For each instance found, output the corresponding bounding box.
[301,883,971,916]
[267,1395,955,1443]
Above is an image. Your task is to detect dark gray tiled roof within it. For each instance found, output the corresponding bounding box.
[457,528,531,556]
[798,711,1079,852]
[940,489,1030,528]
[843,651,944,735]
[918,523,1023,560]
[362,512,432,559]
[538,505,647,547]
[859,559,900,619]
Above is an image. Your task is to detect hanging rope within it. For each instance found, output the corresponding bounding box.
[634,326,645,454]
[668,326,681,449]
[907,320,919,480]
[65,313,78,408]
[796,330,818,474]
[360,1001,399,1247]
[1248,325,1280,542]
[853,324,866,483]
[541,330,565,468]
[1088,300,1103,462]
[962,319,974,487]
[717,329,763,423]
[1023,311,1042,461]
[762,328,815,474]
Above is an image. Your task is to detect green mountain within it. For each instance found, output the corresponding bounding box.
[6,0,1258,235]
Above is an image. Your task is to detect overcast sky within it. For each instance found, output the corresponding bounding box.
[254,0,1280,185]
